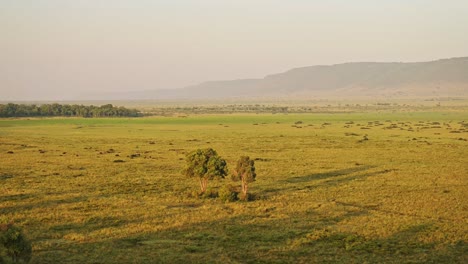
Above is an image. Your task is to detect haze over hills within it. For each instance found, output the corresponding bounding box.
[93,57,468,100]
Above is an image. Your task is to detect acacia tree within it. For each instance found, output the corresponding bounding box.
[183,148,228,193]
[232,156,256,198]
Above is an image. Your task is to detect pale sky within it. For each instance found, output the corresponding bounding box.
[1,0,467,100]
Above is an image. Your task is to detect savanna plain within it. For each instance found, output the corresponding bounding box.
[1,102,467,263]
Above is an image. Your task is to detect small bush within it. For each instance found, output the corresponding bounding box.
[202,188,219,199]
[218,185,238,202]
[0,221,32,263]
[239,192,252,201]
[186,190,200,198]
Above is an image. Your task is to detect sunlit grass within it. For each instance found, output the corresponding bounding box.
[1,110,467,263]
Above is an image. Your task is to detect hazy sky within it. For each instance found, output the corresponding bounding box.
[1,0,467,100]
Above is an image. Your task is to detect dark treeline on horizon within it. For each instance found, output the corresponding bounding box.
[0,103,142,117]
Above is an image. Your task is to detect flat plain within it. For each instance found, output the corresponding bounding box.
[1,103,467,263]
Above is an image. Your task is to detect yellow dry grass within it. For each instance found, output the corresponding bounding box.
[0,109,467,263]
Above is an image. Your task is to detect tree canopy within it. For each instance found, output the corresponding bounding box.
[232,156,256,198]
[183,148,228,193]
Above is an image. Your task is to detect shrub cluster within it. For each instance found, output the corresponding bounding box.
[218,184,239,202]
[0,221,32,263]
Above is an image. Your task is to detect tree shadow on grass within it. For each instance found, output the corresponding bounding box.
[0,173,14,181]
[0,196,89,214]
[261,165,390,198]
[310,168,395,189]
[48,215,129,235]
[285,223,467,263]
[285,165,375,183]
[0,193,36,203]
[30,203,467,264]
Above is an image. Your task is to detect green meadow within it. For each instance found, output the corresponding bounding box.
[1,108,467,263]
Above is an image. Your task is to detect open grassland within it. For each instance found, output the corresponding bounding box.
[0,110,467,263]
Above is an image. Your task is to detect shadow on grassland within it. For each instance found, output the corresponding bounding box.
[0,195,89,214]
[30,205,467,264]
[0,193,36,203]
[261,165,389,198]
[282,223,466,263]
[285,165,375,183]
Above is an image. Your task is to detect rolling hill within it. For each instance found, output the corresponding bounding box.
[101,57,468,100]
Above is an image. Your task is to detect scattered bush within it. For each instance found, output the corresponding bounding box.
[0,221,32,263]
[202,188,219,199]
[239,192,252,201]
[219,185,238,202]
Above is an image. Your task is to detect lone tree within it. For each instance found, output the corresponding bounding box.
[232,156,256,198]
[183,148,228,194]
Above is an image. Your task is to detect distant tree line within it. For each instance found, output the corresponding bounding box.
[0,103,142,118]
